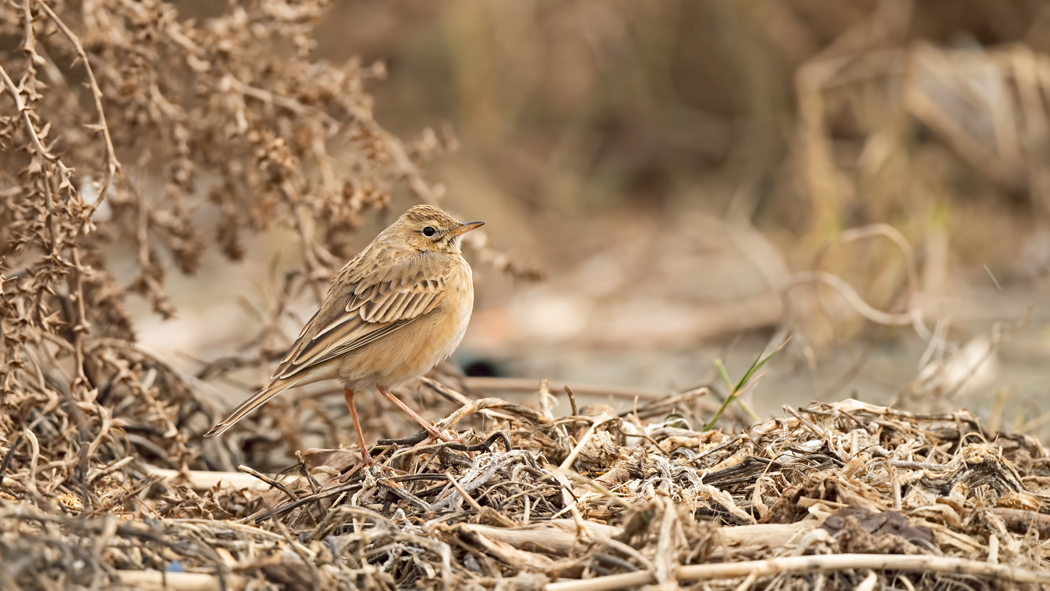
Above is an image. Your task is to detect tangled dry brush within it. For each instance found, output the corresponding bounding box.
[3,2,1050,591]
[0,0,487,580]
[1,0,464,495]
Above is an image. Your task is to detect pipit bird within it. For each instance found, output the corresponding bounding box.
[204,205,484,464]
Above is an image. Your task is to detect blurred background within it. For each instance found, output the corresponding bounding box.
[141,0,1050,436]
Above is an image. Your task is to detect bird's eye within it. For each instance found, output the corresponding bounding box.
[423,226,436,237]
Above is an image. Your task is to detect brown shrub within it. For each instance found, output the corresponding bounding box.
[0,0,473,509]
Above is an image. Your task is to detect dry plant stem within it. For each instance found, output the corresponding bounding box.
[559,415,615,471]
[994,507,1050,538]
[23,428,40,497]
[565,385,578,416]
[237,465,298,504]
[591,536,655,573]
[783,271,921,330]
[1,53,91,381]
[67,248,89,381]
[733,572,758,591]
[419,376,519,424]
[561,471,634,512]
[361,120,444,207]
[814,224,927,339]
[653,497,680,587]
[783,406,828,440]
[0,63,59,252]
[229,76,339,127]
[265,499,322,591]
[115,571,240,591]
[420,376,474,405]
[146,468,272,492]
[21,0,35,59]
[465,377,666,401]
[445,471,486,514]
[940,309,1030,399]
[544,554,1050,591]
[432,397,552,431]
[549,469,590,541]
[36,0,119,207]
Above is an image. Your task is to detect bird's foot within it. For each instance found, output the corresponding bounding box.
[338,446,404,482]
[412,432,467,449]
[376,427,466,451]
[424,424,457,443]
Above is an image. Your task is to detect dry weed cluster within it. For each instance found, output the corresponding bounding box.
[1,0,467,505]
[0,0,467,572]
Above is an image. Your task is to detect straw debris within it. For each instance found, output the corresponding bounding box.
[5,384,1050,590]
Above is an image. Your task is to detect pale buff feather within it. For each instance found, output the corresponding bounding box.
[204,205,482,438]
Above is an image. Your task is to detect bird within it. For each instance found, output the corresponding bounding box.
[204,204,484,465]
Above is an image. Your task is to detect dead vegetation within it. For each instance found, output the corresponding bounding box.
[0,0,534,514]
[5,378,1050,590]
[3,1,1050,590]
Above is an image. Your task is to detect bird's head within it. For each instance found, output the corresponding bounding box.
[388,204,484,254]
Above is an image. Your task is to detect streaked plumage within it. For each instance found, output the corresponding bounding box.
[204,205,483,456]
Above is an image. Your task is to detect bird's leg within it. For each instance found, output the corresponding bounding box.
[343,388,374,465]
[377,385,455,442]
[339,388,405,480]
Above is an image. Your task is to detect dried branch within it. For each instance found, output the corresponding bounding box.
[545,554,1050,591]
[36,0,120,209]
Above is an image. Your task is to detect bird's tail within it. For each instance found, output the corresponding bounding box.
[204,380,295,437]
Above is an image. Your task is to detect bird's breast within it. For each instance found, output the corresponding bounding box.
[340,258,474,389]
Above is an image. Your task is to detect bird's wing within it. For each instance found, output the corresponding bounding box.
[272,249,455,381]
[203,246,459,439]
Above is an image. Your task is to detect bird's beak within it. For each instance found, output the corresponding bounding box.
[447,220,485,237]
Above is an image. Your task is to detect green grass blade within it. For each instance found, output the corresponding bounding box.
[714,358,733,392]
[703,336,791,431]
[734,336,792,392]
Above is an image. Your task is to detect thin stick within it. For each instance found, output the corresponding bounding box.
[813,224,927,340]
[237,465,298,504]
[419,376,517,424]
[782,406,827,440]
[591,536,656,573]
[544,553,1050,591]
[565,385,578,416]
[0,63,60,252]
[674,554,1050,584]
[115,571,242,591]
[37,0,120,206]
[546,571,651,591]
[559,416,615,471]
[464,377,666,401]
[147,468,272,491]
[782,271,922,331]
[445,471,485,513]
[549,469,590,542]
[67,247,90,382]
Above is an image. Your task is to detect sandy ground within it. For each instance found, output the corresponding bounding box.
[113,211,1050,442]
